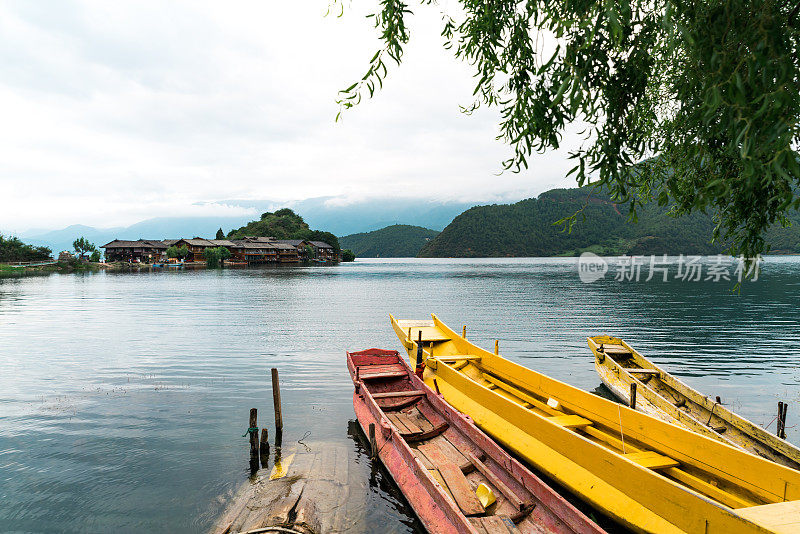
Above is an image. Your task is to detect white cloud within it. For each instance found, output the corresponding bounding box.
[0,0,579,231]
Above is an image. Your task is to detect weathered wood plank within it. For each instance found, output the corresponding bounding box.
[404,407,435,433]
[394,412,423,434]
[477,515,521,533]
[360,370,407,380]
[386,413,411,433]
[412,446,434,469]
[210,444,365,534]
[418,442,485,516]
[627,369,660,376]
[469,517,491,534]
[432,436,472,472]
[428,467,458,505]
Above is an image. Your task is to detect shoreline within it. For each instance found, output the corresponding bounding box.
[0,260,343,277]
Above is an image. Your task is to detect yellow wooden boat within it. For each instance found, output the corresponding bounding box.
[391,314,800,534]
[588,335,800,471]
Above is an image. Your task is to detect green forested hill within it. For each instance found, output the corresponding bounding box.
[340,225,439,257]
[418,188,800,257]
[227,208,340,252]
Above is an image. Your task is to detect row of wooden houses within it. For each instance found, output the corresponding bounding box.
[101,237,337,264]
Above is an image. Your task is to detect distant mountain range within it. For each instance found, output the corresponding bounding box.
[18,217,253,255]
[219,197,477,236]
[340,225,440,257]
[419,187,800,257]
[14,197,480,254]
[25,187,793,260]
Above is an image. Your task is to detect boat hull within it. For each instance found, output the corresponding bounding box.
[391,315,800,534]
[348,348,606,534]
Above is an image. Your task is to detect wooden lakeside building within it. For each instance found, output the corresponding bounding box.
[101,240,168,263]
[101,237,337,264]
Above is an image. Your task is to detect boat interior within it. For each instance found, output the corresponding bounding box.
[349,349,587,534]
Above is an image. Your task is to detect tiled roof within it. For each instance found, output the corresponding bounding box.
[181,238,216,246]
[101,239,166,249]
[275,239,305,247]
[208,239,237,247]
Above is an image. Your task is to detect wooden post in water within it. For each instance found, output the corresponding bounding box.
[249,408,259,457]
[259,428,270,469]
[415,330,424,378]
[462,325,466,338]
[495,340,499,355]
[629,383,637,410]
[271,368,283,437]
[368,423,377,459]
[778,402,788,439]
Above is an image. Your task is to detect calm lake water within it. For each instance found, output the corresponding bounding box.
[1,257,799,533]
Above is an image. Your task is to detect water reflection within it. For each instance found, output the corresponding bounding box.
[346,420,425,533]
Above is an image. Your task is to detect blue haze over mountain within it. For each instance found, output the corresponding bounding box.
[15,197,480,254]
[226,197,478,236]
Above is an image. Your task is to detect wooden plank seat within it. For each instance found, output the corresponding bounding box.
[600,344,631,355]
[360,370,407,380]
[371,390,426,399]
[398,324,452,343]
[358,364,408,380]
[626,368,660,376]
[624,451,680,470]
[547,414,593,430]
[404,422,449,443]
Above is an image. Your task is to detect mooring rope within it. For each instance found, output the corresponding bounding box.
[242,427,258,437]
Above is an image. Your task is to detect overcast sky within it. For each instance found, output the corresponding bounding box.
[0,1,580,232]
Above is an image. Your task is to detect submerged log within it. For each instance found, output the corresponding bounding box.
[211,443,366,534]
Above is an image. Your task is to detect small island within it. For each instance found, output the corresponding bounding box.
[1,209,356,275]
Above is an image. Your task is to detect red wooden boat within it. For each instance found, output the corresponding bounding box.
[347,348,606,534]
